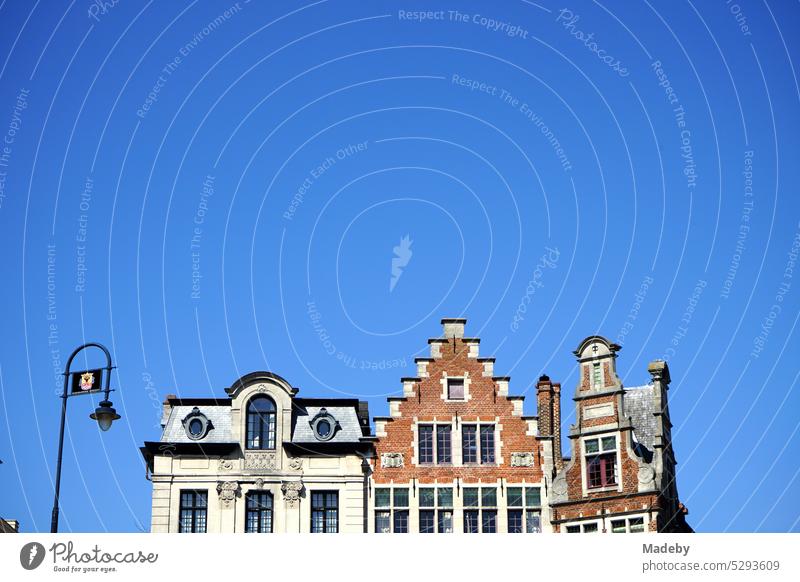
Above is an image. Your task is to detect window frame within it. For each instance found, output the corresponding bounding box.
[417,422,453,465]
[462,486,497,533]
[245,395,277,451]
[418,486,454,533]
[446,377,465,400]
[178,490,207,533]
[311,491,338,533]
[583,435,619,490]
[461,423,496,465]
[507,486,542,533]
[245,490,274,533]
[374,486,409,533]
[610,516,646,533]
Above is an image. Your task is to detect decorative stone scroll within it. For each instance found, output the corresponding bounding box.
[281,480,304,507]
[218,458,235,472]
[381,452,404,468]
[288,457,304,472]
[510,452,535,467]
[244,451,278,470]
[216,481,240,507]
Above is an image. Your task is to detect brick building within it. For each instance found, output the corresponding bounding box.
[368,319,691,533]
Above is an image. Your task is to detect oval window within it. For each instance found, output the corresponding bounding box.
[315,419,331,438]
[188,418,204,437]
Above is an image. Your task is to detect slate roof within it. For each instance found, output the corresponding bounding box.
[623,384,658,454]
[290,405,365,444]
[161,405,234,443]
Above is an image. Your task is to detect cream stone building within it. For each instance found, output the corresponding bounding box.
[140,372,374,533]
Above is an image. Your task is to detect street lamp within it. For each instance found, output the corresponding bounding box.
[50,342,120,533]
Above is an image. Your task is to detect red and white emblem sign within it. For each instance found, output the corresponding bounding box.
[79,372,95,391]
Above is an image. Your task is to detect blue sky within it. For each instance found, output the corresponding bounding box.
[0,0,798,533]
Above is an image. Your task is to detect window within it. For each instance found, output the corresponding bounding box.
[311,491,338,533]
[480,425,495,464]
[463,487,497,533]
[447,378,464,400]
[246,396,276,450]
[182,407,211,440]
[179,491,207,533]
[462,424,495,464]
[462,425,477,463]
[592,362,602,387]
[611,517,645,533]
[375,487,409,533]
[585,436,617,489]
[418,425,434,463]
[436,425,452,463]
[565,522,599,533]
[245,491,273,533]
[507,487,541,533]
[419,423,453,465]
[419,487,453,533]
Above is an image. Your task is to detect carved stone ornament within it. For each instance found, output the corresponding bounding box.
[510,452,535,467]
[281,480,304,507]
[381,452,404,468]
[216,481,240,507]
[288,457,304,472]
[638,466,656,484]
[254,478,266,489]
[244,451,278,470]
[218,458,235,472]
[254,383,269,393]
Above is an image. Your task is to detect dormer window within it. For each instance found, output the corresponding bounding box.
[310,408,339,441]
[585,436,617,489]
[182,407,212,440]
[246,396,276,450]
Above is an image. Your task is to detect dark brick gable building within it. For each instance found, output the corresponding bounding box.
[368,318,692,533]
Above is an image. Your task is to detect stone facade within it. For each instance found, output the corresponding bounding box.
[141,372,372,533]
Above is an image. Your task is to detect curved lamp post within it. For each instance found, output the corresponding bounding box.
[50,342,120,533]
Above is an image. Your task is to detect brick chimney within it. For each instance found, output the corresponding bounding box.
[537,375,563,473]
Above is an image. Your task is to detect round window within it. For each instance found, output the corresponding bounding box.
[316,419,331,438]
[188,418,203,437]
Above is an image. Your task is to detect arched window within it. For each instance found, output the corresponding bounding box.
[246,396,276,450]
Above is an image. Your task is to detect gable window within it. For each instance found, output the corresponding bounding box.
[418,425,434,463]
[245,491,273,533]
[179,490,207,533]
[462,424,495,464]
[463,487,497,533]
[436,425,452,463]
[419,487,453,533]
[418,423,452,465]
[311,491,338,533]
[246,396,276,450]
[611,517,645,533]
[592,363,602,387]
[507,486,541,533]
[375,487,409,533]
[447,378,464,400]
[585,436,617,489]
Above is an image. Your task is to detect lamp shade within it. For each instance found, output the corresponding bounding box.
[90,400,121,431]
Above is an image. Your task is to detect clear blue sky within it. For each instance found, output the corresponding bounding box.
[0,0,798,533]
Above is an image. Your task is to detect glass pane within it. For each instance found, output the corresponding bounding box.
[419,488,435,507]
[525,487,541,507]
[507,487,523,507]
[418,425,434,463]
[526,511,541,533]
[611,519,626,533]
[394,510,409,533]
[419,510,435,533]
[601,436,616,451]
[585,439,599,453]
[438,510,453,533]
[583,523,598,533]
[462,425,478,463]
[447,379,464,399]
[566,525,580,533]
[629,518,645,533]
[508,510,523,533]
[393,488,409,507]
[375,488,390,508]
[463,488,479,507]
[438,487,453,508]
[437,425,452,463]
[375,511,391,533]
[480,425,495,463]
[464,510,479,533]
[481,487,497,507]
[482,510,497,533]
